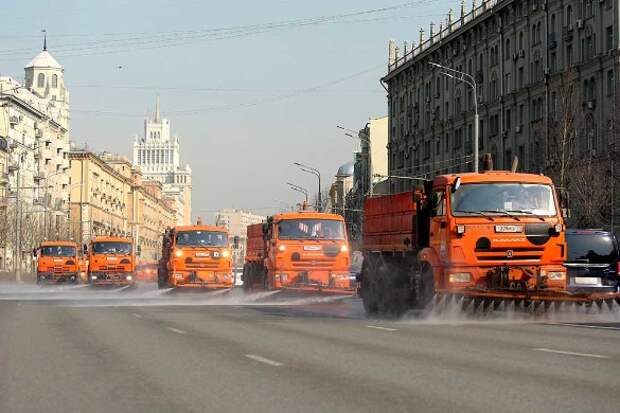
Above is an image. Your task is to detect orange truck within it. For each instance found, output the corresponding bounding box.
[158,224,235,289]
[243,210,354,294]
[360,158,594,316]
[36,241,81,284]
[87,236,136,286]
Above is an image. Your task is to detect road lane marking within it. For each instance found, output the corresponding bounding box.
[545,322,620,331]
[132,313,142,318]
[533,348,610,359]
[365,325,398,332]
[166,327,186,335]
[244,354,283,367]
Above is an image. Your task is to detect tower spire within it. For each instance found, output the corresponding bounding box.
[155,94,161,122]
[42,29,47,51]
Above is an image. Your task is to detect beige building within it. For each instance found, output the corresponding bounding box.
[214,209,265,269]
[0,138,8,270]
[69,151,176,261]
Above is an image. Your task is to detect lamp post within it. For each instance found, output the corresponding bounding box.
[293,162,321,212]
[286,182,308,203]
[429,62,479,173]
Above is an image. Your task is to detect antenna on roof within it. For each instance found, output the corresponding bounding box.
[42,29,47,51]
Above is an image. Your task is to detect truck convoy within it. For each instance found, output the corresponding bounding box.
[360,157,620,316]
[87,236,136,286]
[158,223,235,290]
[36,241,81,284]
[243,209,354,295]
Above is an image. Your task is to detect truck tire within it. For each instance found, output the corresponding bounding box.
[157,267,169,289]
[412,262,435,309]
[360,255,379,315]
[376,256,410,317]
[242,264,253,291]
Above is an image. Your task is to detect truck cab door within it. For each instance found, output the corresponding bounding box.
[428,191,448,262]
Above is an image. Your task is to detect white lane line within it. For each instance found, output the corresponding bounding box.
[244,354,283,367]
[533,348,610,359]
[365,325,398,332]
[545,322,620,331]
[132,313,142,318]
[166,327,186,335]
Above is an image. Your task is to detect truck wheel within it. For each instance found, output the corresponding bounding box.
[412,263,435,309]
[376,257,410,317]
[157,267,169,289]
[360,257,379,315]
[242,264,253,291]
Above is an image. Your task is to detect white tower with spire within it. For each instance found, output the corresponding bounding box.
[133,97,192,225]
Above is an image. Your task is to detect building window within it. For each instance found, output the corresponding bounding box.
[584,0,593,18]
[505,38,511,60]
[518,31,523,50]
[550,52,557,73]
[607,70,614,96]
[519,104,525,126]
[37,73,45,88]
[505,108,512,130]
[518,67,524,88]
[606,26,613,51]
[550,14,556,35]
[566,45,573,67]
[51,74,58,88]
[566,5,573,26]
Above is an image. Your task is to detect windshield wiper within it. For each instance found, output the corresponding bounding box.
[506,210,546,221]
[481,210,520,221]
[453,210,494,221]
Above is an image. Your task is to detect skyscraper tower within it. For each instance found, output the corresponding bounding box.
[133,97,192,225]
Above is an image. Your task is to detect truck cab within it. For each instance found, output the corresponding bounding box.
[158,225,234,289]
[36,241,80,284]
[87,236,136,286]
[244,211,353,294]
[423,172,567,298]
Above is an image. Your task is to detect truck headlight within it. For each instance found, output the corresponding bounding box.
[91,275,97,280]
[278,244,286,252]
[449,272,471,283]
[456,225,466,235]
[340,245,349,253]
[221,250,230,258]
[175,249,183,257]
[126,275,133,281]
[547,271,565,281]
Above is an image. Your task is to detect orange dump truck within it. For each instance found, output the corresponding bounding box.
[158,224,234,289]
[360,159,592,316]
[243,211,354,294]
[87,236,136,286]
[36,241,81,284]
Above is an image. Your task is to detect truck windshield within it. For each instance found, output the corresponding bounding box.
[278,219,345,240]
[175,231,228,247]
[40,246,76,257]
[451,183,556,216]
[92,242,132,255]
[567,233,619,263]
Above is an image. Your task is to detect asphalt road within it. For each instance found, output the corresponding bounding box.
[1,282,619,413]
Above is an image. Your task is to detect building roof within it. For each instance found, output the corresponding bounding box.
[336,161,355,177]
[25,50,62,69]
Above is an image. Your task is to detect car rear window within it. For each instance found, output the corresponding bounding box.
[566,233,619,263]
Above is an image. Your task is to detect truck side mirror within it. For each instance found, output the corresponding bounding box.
[137,245,142,256]
[83,244,88,255]
[32,248,38,258]
[233,235,240,250]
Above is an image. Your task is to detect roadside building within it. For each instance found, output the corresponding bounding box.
[0,39,72,273]
[70,151,176,261]
[132,97,192,225]
[0,137,8,270]
[382,0,619,215]
[214,209,265,270]
[329,161,354,216]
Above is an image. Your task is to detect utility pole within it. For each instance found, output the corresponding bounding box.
[293,162,322,212]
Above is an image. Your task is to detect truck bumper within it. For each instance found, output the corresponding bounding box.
[37,272,79,284]
[435,287,620,304]
[89,273,135,286]
[171,271,234,290]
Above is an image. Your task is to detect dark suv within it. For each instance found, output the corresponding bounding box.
[565,229,620,293]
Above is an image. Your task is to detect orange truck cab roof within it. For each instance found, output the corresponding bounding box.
[272,211,345,222]
[40,240,79,248]
[173,225,228,233]
[89,236,133,244]
[433,171,554,187]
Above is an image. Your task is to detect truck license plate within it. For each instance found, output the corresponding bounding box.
[574,277,599,286]
[495,225,523,233]
[195,252,210,257]
[303,245,321,251]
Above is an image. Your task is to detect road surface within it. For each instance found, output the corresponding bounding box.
[1,282,619,412]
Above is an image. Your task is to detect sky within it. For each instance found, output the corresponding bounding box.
[0,0,459,222]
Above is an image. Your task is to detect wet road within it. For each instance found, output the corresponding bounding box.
[1,282,619,413]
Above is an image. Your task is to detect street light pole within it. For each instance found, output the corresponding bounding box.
[293,162,321,212]
[286,182,309,203]
[429,62,479,173]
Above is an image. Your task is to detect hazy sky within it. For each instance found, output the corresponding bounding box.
[1,0,458,221]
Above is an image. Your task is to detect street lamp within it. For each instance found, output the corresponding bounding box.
[293,162,322,212]
[429,62,479,173]
[286,182,308,203]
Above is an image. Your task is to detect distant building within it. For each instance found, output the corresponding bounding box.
[132,97,192,225]
[328,161,354,216]
[214,209,265,269]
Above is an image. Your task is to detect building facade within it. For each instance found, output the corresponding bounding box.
[69,151,176,262]
[383,0,619,199]
[0,41,72,272]
[132,97,192,225]
[0,137,8,270]
[214,209,265,270]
